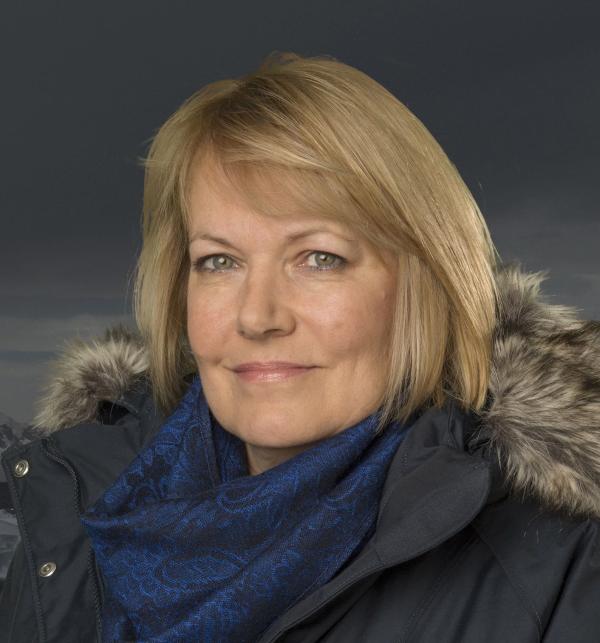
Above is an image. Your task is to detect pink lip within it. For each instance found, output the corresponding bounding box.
[233,361,312,372]
[232,364,315,383]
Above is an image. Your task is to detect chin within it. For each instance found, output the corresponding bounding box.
[240,432,309,450]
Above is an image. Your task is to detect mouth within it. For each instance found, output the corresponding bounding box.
[233,366,316,383]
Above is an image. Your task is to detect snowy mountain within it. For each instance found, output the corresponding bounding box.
[0,411,38,454]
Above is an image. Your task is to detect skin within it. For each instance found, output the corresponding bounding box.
[186,160,398,475]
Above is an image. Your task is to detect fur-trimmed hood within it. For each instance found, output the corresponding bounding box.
[30,262,600,520]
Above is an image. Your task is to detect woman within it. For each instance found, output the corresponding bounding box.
[1,51,599,642]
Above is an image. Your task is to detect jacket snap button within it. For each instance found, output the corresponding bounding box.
[13,459,29,477]
[38,562,57,577]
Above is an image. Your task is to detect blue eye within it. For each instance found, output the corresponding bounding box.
[305,251,346,271]
[191,251,347,273]
[193,254,236,273]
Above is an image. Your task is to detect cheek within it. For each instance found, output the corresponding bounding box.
[312,286,393,355]
[186,292,230,356]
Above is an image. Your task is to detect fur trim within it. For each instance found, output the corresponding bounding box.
[31,263,600,519]
[31,325,149,433]
[479,264,600,519]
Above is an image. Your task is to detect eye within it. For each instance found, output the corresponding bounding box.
[305,251,347,271]
[192,254,237,273]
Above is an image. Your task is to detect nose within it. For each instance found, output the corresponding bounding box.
[236,264,295,339]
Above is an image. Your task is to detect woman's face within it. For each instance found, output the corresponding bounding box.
[186,162,397,475]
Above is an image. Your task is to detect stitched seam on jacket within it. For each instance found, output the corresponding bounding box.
[42,438,103,642]
[397,530,479,643]
[1,447,46,643]
[471,519,543,637]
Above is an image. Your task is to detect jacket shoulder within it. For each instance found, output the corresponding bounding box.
[472,493,600,637]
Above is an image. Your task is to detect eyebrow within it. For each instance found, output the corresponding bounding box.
[188,227,358,248]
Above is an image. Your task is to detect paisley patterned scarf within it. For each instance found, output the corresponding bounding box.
[80,374,414,642]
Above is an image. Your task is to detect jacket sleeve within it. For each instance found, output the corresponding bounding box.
[0,541,39,643]
[542,519,600,642]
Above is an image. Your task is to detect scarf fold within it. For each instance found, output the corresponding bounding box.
[80,375,414,642]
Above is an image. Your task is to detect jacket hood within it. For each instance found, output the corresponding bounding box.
[30,262,600,519]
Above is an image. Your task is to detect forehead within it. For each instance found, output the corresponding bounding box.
[185,150,398,269]
[186,154,356,239]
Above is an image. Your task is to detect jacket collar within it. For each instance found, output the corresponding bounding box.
[374,402,492,563]
[29,261,600,520]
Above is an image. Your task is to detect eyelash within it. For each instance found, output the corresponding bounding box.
[191,251,347,274]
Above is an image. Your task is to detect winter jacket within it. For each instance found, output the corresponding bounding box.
[1,263,600,643]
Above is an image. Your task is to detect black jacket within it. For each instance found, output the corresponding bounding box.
[1,263,600,642]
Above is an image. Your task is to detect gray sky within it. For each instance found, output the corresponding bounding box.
[1,0,598,423]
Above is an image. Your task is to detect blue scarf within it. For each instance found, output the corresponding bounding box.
[80,375,414,642]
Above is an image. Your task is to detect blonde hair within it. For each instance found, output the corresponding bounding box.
[134,51,501,434]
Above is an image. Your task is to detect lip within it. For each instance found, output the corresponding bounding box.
[232,362,316,383]
[233,361,313,372]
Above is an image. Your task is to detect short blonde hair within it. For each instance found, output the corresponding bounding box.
[134,51,501,434]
